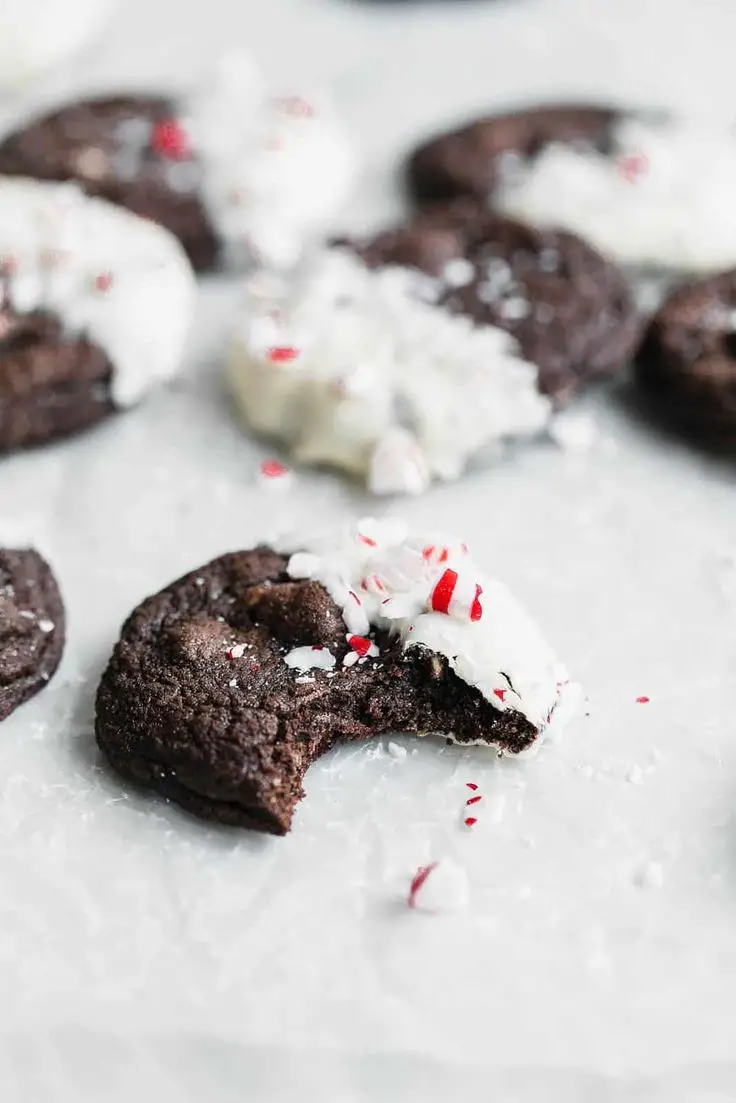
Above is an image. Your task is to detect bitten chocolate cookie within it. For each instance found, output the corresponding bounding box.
[408,104,736,273]
[0,176,195,453]
[0,53,353,271]
[0,548,65,721]
[635,270,736,447]
[228,202,639,494]
[95,519,576,835]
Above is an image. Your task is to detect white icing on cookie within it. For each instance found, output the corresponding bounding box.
[228,248,552,493]
[0,177,196,407]
[0,1,113,92]
[286,518,572,735]
[495,115,736,273]
[181,52,355,270]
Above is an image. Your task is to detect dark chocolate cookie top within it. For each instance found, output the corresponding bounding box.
[350,202,640,401]
[95,523,572,834]
[0,548,65,721]
[635,269,736,447]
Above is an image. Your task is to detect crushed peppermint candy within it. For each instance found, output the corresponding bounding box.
[151,119,190,160]
[618,152,649,183]
[284,518,573,732]
[226,642,248,660]
[346,634,379,658]
[408,860,469,912]
[258,459,293,490]
[284,645,336,672]
[636,695,650,704]
[267,345,300,364]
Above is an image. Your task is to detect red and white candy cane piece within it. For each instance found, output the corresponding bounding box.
[346,634,379,659]
[429,569,483,622]
[342,590,370,636]
[421,542,469,567]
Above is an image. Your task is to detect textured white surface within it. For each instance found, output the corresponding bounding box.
[2,1,736,1100]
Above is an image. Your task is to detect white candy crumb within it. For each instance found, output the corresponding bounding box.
[226,642,247,659]
[409,859,469,913]
[38,619,55,633]
[295,675,315,684]
[549,412,599,454]
[387,742,407,760]
[228,678,238,688]
[626,764,645,786]
[284,645,336,672]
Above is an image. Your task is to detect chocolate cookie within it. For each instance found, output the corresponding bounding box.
[0,54,354,272]
[407,104,736,274]
[350,201,640,400]
[408,105,617,207]
[0,177,195,454]
[96,520,575,834]
[635,270,736,447]
[229,203,639,494]
[0,548,65,721]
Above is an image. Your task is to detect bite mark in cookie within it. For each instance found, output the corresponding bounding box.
[408,104,736,273]
[0,176,195,453]
[229,203,639,493]
[0,52,354,271]
[95,520,575,835]
[0,548,65,721]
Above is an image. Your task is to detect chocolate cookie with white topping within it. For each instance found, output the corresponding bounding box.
[0,52,354,272]
[0,176,195,453]
[0,548,65,722]
[95,519,576,835]
[229,202,639,495]
[408,104,736,274]
[635,269,736,447]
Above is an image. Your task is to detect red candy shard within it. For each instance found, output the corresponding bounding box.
[466,782,478,791]
[151,118,190,160]
[470,584,483,622]
[493,688,506,702]
[267,346,300,363]
[357,534,377,547]
[260,459,289,478]
[636,695,650,704]
[94,271,113,292]
[407,862,438,908]
[422,545,435,561]
[430,568,458,614]
[464,817,477,827]
[466,795,482,806]
[349,590,361,606]
[347,635,371,657]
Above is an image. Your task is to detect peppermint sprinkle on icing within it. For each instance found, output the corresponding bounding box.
[636,695,650,704]
[258,459,293,490]
[151,119,190,160]
[285,518,573,732]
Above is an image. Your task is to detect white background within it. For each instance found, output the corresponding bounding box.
[2,1,736,1100]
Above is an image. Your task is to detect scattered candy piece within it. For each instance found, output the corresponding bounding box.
[466,795,482,806]
[493,688,507,703]
[464,816,477,828]
[226,643,247,660]
[430,568,457,615]
[258,459,294,491]
[407,859,469,912]
[466,782,478,791]
[636,695,650,704]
